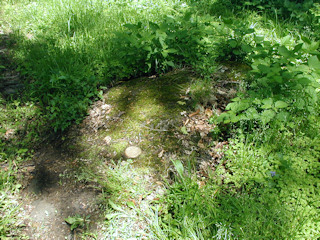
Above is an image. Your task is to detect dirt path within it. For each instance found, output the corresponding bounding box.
[17,70,207,239]
[20,144,101,239]
[12,66,242,239]
[1,25,242,237]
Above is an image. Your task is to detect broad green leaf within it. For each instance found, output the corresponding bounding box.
[238,113,248,121]
[216,112,229,123]
[165,61,175,67]
[166,48,178,53]
[308,56,320,70]
[294,65,310,73]
[297,77,311,85]
[181,126,188,135]
[223,18,233,24]
[109,200,123,212]
[226,102,236,111]
[270,76,283,83]
[254,35,264,43]
[230,114,240,123]
[172,160,184,179]
[228,39,237,48]
[231,97,241,102]
[301,36,311,44]
[245,28,255,34]
[65,216,77,225]
[105,213,120,220]
[260,109,276,124]
[280,35,291,45]
[294,98,305,110]
[261,98,273,109]
[278,46,291,58]
[293,43,303,52]
[183,12,192,21]
[161,50,168,58]
[124,23,138,30]
[127,201,135,208]
[226,101,249,112]
[257,64,270,73]
[275,101,288,109]
[143,46,152,52]
[245,107,259,120]
[149,22,159,31]
[241,44,252,53]
[233,50,241,55]
[276,111,290,122]
[177,101,186,105]
[252,98,261,105]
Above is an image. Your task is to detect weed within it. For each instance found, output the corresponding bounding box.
[1,0,320,239]
[216,36,320,129]
[65,214,90,231]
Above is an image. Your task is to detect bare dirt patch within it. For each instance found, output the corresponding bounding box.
[20,144,102,240]
[12,67,244,239]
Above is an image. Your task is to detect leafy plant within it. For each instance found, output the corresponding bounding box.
[111,11,213,77]
[214,19,254,62]
[65,214,90,231]
[216,36,320,128]
[157,159,306,239]
[29,72,101,131]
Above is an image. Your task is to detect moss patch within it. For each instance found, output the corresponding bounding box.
[72,70,194,174]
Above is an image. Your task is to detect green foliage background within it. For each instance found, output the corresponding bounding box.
[1,0,320,238]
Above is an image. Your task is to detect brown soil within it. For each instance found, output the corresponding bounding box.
[20,143,102,240]
[0,31,102,239]
[1,26,245,239]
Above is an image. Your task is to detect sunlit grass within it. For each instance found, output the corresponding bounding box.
[0,96,44,238]
[1,0,320,238]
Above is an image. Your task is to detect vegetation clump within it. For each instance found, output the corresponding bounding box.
[0,0,320,239]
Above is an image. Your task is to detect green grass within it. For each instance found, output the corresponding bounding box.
[1,0,188,130]
[1,0,320,239]
[0,96,45,238]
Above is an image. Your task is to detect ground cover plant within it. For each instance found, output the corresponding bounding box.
[0,96,46,238]
[0,0,320,239]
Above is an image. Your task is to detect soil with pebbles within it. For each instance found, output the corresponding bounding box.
[1,28,244,239]
[19,143,102,240]
[0,30,102,240]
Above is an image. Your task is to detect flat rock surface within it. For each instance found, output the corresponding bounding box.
[125,146,142,158]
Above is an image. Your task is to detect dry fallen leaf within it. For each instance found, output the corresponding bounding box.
[205,108,213,117]
[197,181,205,188]
[156,181,164,186]
[189,109,200,117]
[197,141,206,149]
[158,149,165,158]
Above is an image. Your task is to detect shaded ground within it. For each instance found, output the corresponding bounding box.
[14,66,244,239]
[0,31,23,97]
[0,25,245,238]
[20,144,101,240]
[17,69,198,239]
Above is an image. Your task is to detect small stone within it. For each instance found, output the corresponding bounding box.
[124,146,142,159]
[104,136,112,145]
[101,104,111,110]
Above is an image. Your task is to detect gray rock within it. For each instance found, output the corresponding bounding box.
[124,146,142,159]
